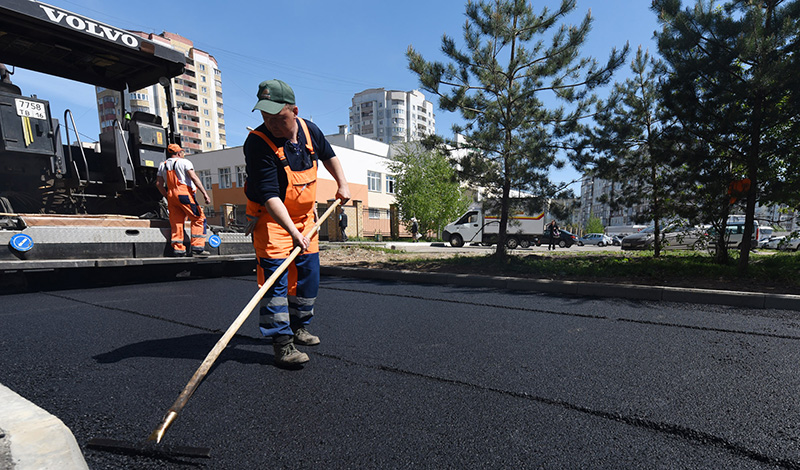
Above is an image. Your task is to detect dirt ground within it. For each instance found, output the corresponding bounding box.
[318,245,800,296]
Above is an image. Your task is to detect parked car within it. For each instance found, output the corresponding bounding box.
[621,224,706,251]
[780,237,800,252]
[578,233,614,247]
[538,228,578,248]
[611,235,623,246]
[758,235,785,250]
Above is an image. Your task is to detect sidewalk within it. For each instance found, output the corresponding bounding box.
[0,384,87,470]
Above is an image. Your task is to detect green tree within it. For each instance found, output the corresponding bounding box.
[407,0,627,258]
[578,47,686,257]
[388,143,471,239]
[585,216,604,234]
[653,0,800,271]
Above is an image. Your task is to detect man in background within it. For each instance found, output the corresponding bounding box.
[156,144,211,257]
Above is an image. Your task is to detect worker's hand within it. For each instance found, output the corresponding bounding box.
[335,184,351,205]
[202,193,210,204]
[244,215,258,236]
[291,230,310,253]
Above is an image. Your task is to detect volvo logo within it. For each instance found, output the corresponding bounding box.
[38,5,140,49]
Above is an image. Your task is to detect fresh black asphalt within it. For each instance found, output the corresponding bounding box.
[3,274,800,469]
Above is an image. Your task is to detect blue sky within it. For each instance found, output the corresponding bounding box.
[10,0,662,192]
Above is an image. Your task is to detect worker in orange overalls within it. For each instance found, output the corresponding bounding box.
[156,143,211,257]
[244,79,350,367]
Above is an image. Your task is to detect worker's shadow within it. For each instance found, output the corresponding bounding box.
[93,333,274,367]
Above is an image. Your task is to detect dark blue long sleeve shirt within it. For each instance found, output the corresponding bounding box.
[243,118,336,205]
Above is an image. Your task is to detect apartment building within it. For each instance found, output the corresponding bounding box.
[349,88,435,143]
[187,128,403,239]
[95,31,226,154]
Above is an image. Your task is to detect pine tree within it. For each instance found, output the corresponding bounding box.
[579,46,688,257]
[407,0,627,257]
[653,0,800,271]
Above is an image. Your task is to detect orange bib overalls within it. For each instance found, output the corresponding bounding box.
[164,158,207,254]
[246,119,320,338]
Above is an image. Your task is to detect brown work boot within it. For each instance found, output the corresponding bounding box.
[273,342,309,367]
[293,327,320,346]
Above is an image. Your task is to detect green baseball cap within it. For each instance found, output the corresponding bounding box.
[253,79,295,114]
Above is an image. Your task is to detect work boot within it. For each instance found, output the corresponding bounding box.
[191,249,211,258]
[273,342,309,366]
[293,327,320,346]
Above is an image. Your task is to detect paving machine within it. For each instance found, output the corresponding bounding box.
[0,0,186,215]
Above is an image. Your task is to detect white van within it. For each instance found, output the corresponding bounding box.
[707,220,759,249]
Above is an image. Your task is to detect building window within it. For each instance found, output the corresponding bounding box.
[205,120,211,126]
[202,98,208,104]
[236,165,246,188]
[197,170,212,189]
[218,167,232,189]
[206,142,212,149]
[204,109,210,116]
[385,175,396,194]
[199,64,206,71]
[201,76,207,82]
[367,171,381,192]
[206,131,211,138]
[369,208,381,219]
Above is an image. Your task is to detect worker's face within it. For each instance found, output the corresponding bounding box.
[262,105,298,140]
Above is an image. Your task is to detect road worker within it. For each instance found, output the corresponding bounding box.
[244,79,350,367]
[156,143,211,257]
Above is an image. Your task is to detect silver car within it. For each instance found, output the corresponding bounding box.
[621,225,706,250]
[578,233,614,247]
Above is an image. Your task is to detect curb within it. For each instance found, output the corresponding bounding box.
[320,266,800,311]
[0,384,88,470]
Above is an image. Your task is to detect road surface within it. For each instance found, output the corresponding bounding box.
[2,274,800,468]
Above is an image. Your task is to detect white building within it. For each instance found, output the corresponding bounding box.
[349,88,435,143]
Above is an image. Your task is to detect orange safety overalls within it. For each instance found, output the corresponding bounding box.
[163,157,207,254]
[246,119,319,338]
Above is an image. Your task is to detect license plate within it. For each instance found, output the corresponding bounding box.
[15,98,47,120]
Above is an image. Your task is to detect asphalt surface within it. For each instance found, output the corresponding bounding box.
[4,270,800,468]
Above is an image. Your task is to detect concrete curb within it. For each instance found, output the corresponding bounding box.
[0,384,88,470]
[321,266,800,311]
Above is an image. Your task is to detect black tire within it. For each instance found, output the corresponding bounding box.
[519,239,530,248]
[0,196,12,213]
[450,234,464,248]
[506,237,519,249]
[597,242,604,247]
[559,240,567,248]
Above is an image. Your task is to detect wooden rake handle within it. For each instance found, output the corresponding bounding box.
[148,199,342,443]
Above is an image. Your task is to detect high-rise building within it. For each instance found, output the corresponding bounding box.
[95,31,226,154]
[348,88,435,143]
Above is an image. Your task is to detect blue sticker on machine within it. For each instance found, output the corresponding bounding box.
[10,234,34,252]
[208,234,221,248]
